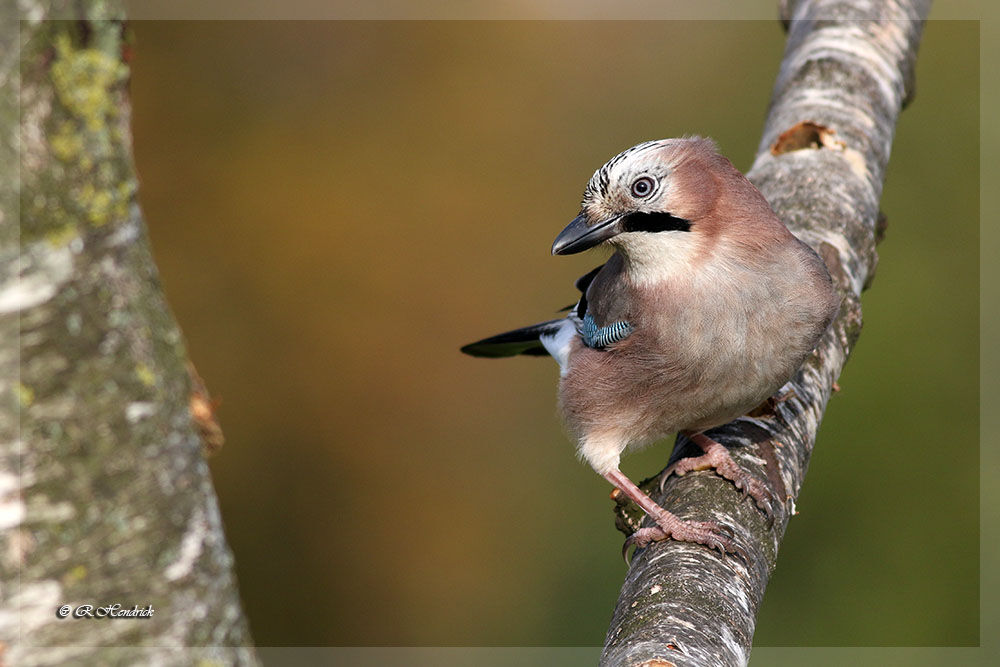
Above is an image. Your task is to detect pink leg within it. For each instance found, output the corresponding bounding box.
[661,431,774,519]
[602,468,744,562]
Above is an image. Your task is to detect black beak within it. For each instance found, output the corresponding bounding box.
[551,213,625,255]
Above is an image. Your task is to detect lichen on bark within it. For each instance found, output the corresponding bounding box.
[3,4,257,664]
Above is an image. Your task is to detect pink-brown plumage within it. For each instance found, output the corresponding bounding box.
[462,136,838,556]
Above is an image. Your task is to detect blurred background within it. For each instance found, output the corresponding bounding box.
[128,20,978,647]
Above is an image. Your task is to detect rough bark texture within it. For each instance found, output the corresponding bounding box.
[602,2,930,666]
[2,3,257,664]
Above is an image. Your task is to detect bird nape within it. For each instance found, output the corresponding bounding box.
[462,137,839,560]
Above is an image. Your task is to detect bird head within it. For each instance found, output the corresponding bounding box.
[551,137,722,260]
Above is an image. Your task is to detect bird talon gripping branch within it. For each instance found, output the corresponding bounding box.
[661,431,777,521]
[623,516,745,566]
[463,137,838,558]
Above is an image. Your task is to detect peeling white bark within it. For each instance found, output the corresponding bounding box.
[0,243,74,314]
[165,506,208,582]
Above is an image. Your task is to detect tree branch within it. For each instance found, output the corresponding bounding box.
[601,2,930,665]
[2,3,257,663]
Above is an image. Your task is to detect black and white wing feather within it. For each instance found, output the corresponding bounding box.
[460,319,565,358]
[461,263,634,367]
[460,265,605,364]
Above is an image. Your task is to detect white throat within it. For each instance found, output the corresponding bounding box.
[612,231,702,287]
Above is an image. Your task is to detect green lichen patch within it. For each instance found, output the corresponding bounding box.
[134,362,156,388]
[50,33,128,132]
[15,382,35,407]
[25,21,137,237]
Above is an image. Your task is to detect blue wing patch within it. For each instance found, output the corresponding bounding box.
[580,313,634,349]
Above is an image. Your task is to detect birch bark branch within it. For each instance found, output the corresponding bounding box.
[602,2,931,665]
[2,3,257,664]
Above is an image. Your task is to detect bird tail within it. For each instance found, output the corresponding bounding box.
[460,319,565,358]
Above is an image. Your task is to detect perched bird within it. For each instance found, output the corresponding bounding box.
[462,137,839,556]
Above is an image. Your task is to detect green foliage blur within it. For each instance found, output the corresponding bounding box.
[130,21,978,647]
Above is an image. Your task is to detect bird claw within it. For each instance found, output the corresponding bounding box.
[658,461,683,493]
[732,472,775,521]
[660,435,777,522]
[714,522,736,539]
[622,519,746,566]
[623,527,671,565]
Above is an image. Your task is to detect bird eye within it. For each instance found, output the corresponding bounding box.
[630,176,655,198]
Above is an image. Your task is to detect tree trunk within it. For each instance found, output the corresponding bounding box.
[602,2,931,665]
[2,4,257,664]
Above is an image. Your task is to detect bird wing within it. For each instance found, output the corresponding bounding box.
[574,259,635,350]
[574,264,604,294]
[460,265,606,361]
[460,319,565,358]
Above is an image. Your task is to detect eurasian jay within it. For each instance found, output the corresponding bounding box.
[462,137,839,556]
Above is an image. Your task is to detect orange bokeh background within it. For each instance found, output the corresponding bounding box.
[129,20,979,646]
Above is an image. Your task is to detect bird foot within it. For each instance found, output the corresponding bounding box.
[661,433,775,521]
[623,513,746,564]
[603,468,747,564]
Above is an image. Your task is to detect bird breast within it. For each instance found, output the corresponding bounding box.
[558,240,835,449]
